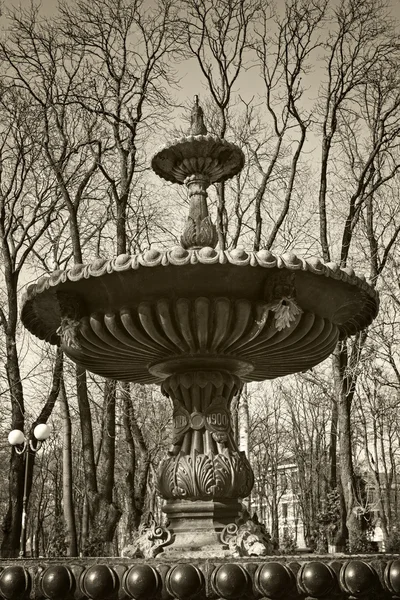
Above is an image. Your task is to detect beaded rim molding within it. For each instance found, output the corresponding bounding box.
[21,247,379,339]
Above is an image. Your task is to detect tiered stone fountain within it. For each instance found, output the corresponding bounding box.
[4,99,398,600]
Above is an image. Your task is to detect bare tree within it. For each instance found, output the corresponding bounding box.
[0,85,64,556]
[250,0,326,251]
[59,379,78,556]
[315,0,400,548]
[59,0,180,256]
[249,388,293,545]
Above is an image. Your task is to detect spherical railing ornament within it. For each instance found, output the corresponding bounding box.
[33,423,51,441]
[41,566,74,600]
[298,562,337,597]
[166,564,204,599]
[384,560,400,595]
[255,562,297,598]
[0,566,30,599]
[122,565,160,600]
[340,560,379,597]
[8,430,25,446]
[212,564,249,599]
[80,565,118,600]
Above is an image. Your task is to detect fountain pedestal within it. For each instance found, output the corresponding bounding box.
[155,369,253,554]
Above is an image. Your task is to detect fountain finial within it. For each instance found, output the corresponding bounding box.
[151,98,245,186]
[151,97,245,248]
[189,95,208,135]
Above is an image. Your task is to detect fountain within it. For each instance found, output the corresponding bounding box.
[4,99,398,600]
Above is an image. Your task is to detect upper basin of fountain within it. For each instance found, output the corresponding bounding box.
[151,96,244,185]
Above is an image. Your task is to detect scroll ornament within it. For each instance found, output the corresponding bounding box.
[121,515,172,558]
[220,510,273,557]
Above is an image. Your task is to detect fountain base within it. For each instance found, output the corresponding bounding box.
[162,498,242,557]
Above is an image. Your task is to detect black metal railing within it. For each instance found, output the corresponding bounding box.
[1,556,400,599]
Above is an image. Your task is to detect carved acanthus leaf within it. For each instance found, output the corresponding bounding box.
[269,297,303,330]
[264,272,303,330]
[181,216,218,249]
[157,449,253,500]
[56,292,83,349]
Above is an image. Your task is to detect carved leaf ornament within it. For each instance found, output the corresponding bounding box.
[157,448,253,500]
[268,297,303,331]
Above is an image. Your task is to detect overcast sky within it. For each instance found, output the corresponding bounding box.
[3,0,400,23]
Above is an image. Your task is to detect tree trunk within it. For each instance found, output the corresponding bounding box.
[97,379,122,555]
[121,383,138,539]
[121,383,150,538]
[60,379,78,557]
[1,314,25,557]
[1,450,25,557]
[333,344,362,549]
[329,395,338,490]
[216,182,226,251]
[81,497,89,555]
[270,495,279,545]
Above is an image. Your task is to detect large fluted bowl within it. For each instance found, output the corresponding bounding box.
[21,246,378,383]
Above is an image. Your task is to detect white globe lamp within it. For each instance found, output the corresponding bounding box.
[8,429,25,446]
[33,423,51,441]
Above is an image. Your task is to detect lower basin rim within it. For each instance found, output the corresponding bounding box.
[148,356,254,378]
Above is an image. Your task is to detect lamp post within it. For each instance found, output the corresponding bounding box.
[8,423,51,558]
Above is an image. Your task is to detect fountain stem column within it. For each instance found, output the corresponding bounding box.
[186,174,210,221]
[181,174,218,249]
[157,370,254,554]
